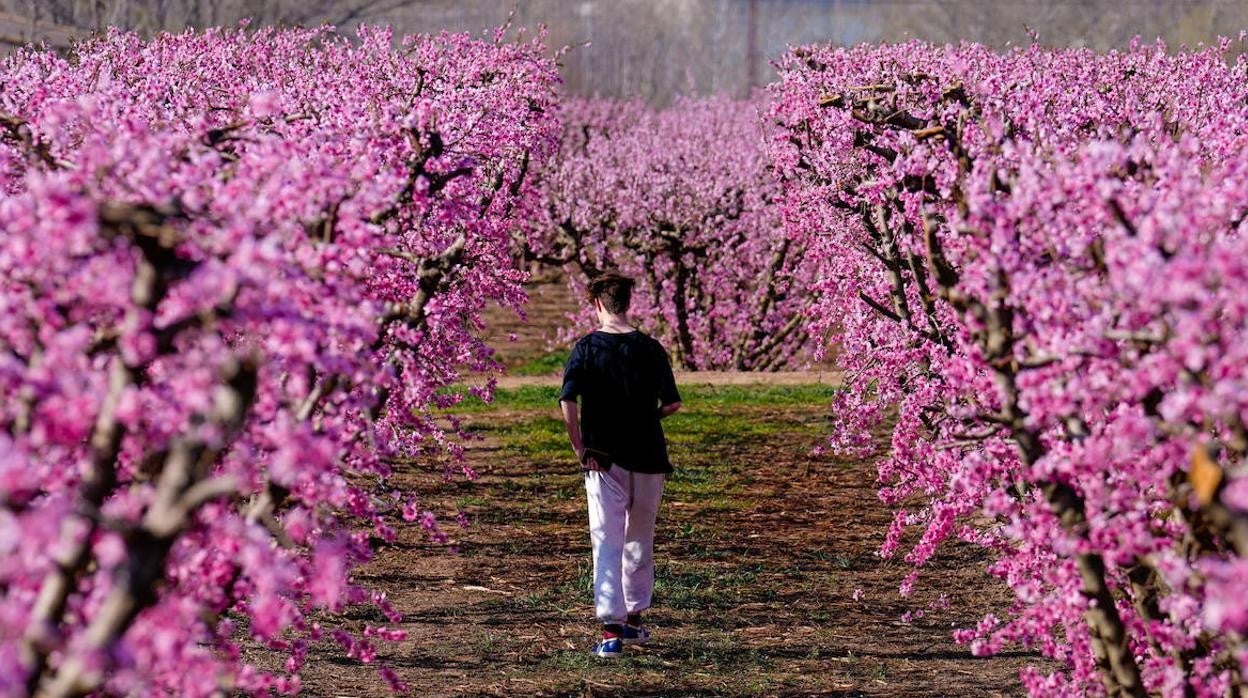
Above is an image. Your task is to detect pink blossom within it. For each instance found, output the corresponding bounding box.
[1222,476,1248,513]
[0,23,559,694]
[527,97,818,370]
[771,37,1248,695]
[246,90,281,119]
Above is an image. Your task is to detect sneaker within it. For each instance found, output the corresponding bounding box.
[621,624,650,646]
[592,636,623,658]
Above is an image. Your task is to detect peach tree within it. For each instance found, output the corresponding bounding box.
[0,24,559,695]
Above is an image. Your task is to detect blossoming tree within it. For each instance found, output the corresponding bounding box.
[525,96,816,370]
[771,39,1248,696]
[0,24,559,695]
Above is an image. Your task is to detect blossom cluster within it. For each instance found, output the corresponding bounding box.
[0,25,559,695]
[770,39,1248,696]
[524,97,816,370]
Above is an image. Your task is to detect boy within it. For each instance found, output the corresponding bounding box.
[558,271,682,658]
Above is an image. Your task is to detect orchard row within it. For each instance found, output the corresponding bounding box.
[770,38,1248,697]
[0,25,1244,698]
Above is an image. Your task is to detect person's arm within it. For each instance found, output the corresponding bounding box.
[659,401,682,419]
[560,399,604,471]
[656,340,682,420]
[558,342,603,472]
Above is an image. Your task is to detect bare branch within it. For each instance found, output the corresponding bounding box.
[857,290,903,323]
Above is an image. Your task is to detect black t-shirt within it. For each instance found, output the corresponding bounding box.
[558,330,681,473]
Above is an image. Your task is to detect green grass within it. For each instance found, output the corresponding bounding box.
[510,561,591,614]
[448,383,835,507]
[541,630,770,672]
[668,631,773,669]
[671,383,839,407]
[511,349,571,376]
[665,412,823,446]
[669,523,733,559]
[653,561,767,612]
[663,463,745,508]
[455,495,490,509]
[474,415,568,461]
[439,384,559,413]
[445,383,839,414]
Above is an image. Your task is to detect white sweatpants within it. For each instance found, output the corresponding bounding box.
[584,465,666,624]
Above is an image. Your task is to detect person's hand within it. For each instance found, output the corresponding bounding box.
[577,449,604,472]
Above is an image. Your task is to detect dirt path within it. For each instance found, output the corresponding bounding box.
[288,385,1041,697]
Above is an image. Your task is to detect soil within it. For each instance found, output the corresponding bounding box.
[279,399,1044,697]
[252,278,1044,696]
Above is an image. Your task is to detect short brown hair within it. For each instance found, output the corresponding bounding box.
[587,271,634,314]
